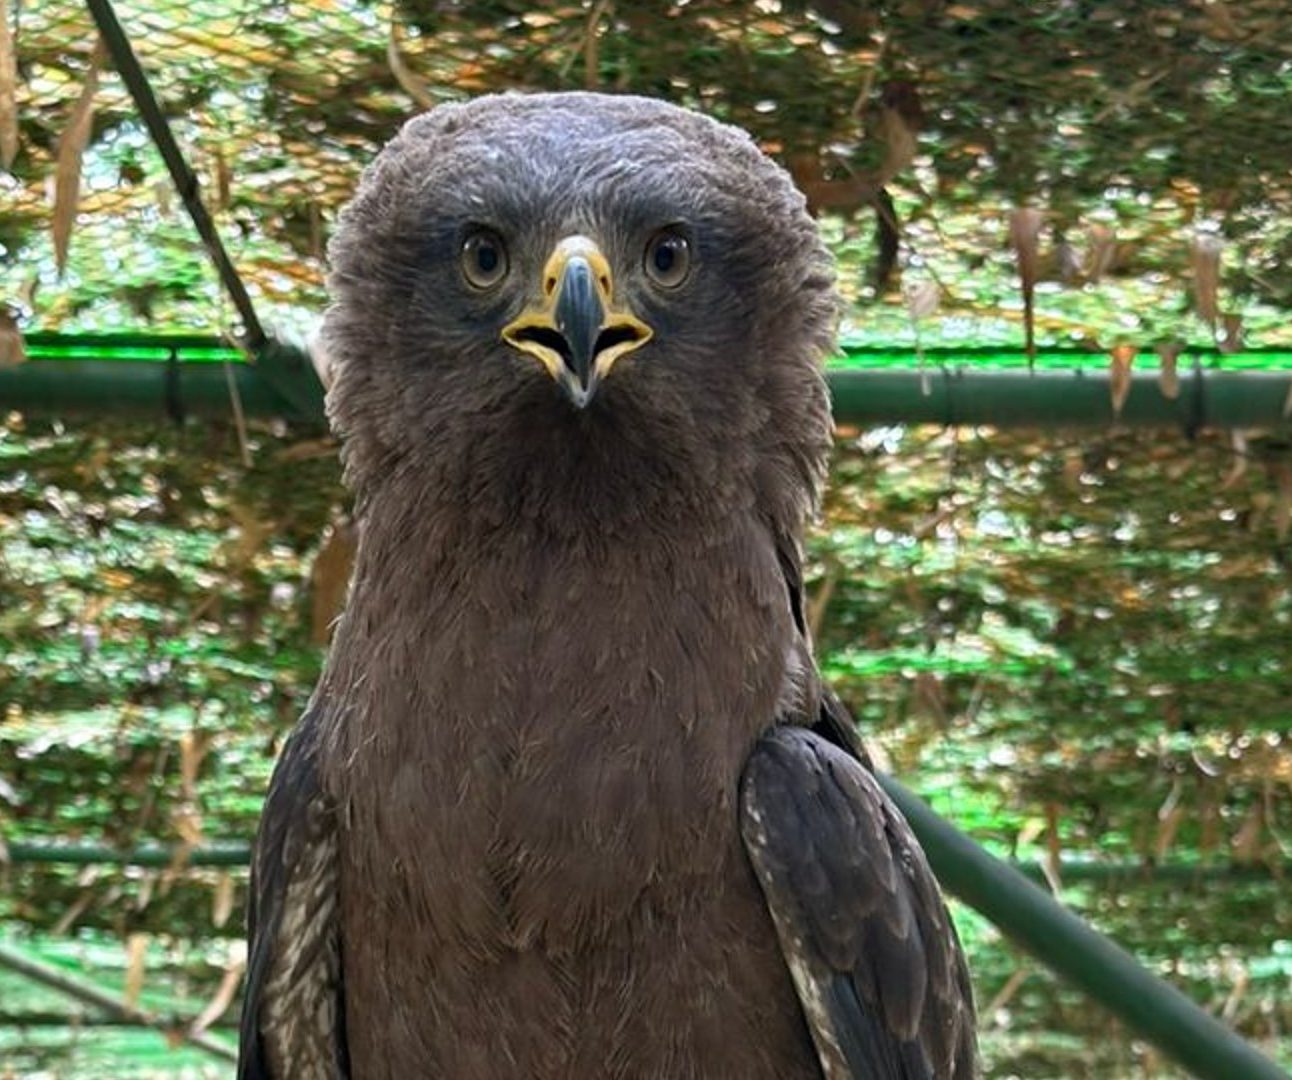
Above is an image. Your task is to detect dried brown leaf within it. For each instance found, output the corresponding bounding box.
[179,729,212,800]
[0,0,17,170]
[1009,208,1043,361]
[188,953,246,1036]
[311,516,357,645]
[387,17,433,111]
[1154,780,1186,862]
[1155,341,1182,400]
[1109,344,1136,417]
[1056,241,1082,285]
[123,932,149,1008]
[211,870,235,929]
[1191,233,1223,335]
[875,103,918,187]
[1084,223,1117,282]
[213,148,231,212]
[903,279,940,321]
[1042,801,1062,893]
[1220,311,1244,354]
[1220,429,1248,491]
[1230,802,1263,864]
[0,306,24,366]
[53,40,107,275]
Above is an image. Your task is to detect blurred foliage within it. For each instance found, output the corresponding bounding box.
[3,0,1292,1074]
[5,0,1292,348]
[1,412,1289,1076]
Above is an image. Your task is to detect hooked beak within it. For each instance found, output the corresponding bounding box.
[502,236,653,408]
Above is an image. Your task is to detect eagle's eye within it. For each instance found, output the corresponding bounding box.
[461,228,509,289]
[643,228,691,289]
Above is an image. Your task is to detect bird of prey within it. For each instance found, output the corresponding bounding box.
[238,92,977,1079]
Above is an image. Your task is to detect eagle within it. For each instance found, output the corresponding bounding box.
[238,92,977,1079]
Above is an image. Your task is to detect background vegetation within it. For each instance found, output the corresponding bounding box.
[2,0,1291,1076]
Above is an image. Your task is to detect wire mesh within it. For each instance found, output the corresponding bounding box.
[3,1,1292,353]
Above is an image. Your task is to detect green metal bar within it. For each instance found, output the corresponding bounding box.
[879,775,1290,1080]
[5,342,1292,428]
[831,365,1292,429]
[4,839,1285,885]
[5,841,251,868]
[82,0,266,348]
[0,941,237,1062]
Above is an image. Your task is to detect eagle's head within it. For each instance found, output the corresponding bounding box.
[323,93,837,537]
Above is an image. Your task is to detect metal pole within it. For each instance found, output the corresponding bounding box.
[82,0,266,349]
[878,774,1291,1080]
[5,839,1284,884]
[7,339,1292,428]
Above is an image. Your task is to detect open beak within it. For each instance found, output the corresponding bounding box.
[502,236,653,408]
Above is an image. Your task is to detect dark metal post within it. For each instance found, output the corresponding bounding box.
[82,0,266,349]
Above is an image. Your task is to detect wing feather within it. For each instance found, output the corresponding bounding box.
[238,705,349,1080]
[741,723,977,1079]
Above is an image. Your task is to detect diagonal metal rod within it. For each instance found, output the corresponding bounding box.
[879,775,1291,1080]
[82,0,266,349]
[0,942,237,1063]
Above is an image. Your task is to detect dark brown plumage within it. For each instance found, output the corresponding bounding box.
[238,92,977,1079]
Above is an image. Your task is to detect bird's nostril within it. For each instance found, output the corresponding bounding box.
[595,325,646,355]
[511,326,573,366]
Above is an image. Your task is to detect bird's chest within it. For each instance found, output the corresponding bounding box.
[329,538,791,952]
[322,532,818,1078]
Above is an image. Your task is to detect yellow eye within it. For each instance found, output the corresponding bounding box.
[643,228,691,289]
[461,229,508,289]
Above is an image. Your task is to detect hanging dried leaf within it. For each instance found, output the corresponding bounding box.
[875,104,918,187]
[1009,208,1043,362]
[1190,233,1223,337]
[213,147,232,212]
[1109,344,1136,417]
[311,515,357,645]
[179,729,213,800]
[1230,801,1263,864]
[904,279,940,321]
[153,178,172,216]
[53,40,108,275]
[1155,341,1182,400]
[211,870,235,929]
[0,305,24,366]
[1042,801,1062,893]
[188,952,246,1036]
[0,0,17,170]
[874,80,923,187]
[582,0,610,89]
[1154,779,1185,861]
[1056,240,1082,285]
[1084,223,1117,282]
[123,932,149,1008]
[1220,429,1248,491]
[387,18,434,111]
[1219,311,1243,354]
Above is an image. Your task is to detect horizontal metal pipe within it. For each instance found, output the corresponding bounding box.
[831,365,1292,429]
[878,775,1290,1080]
[6,340,1292,428]
[4,839,1284,884]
